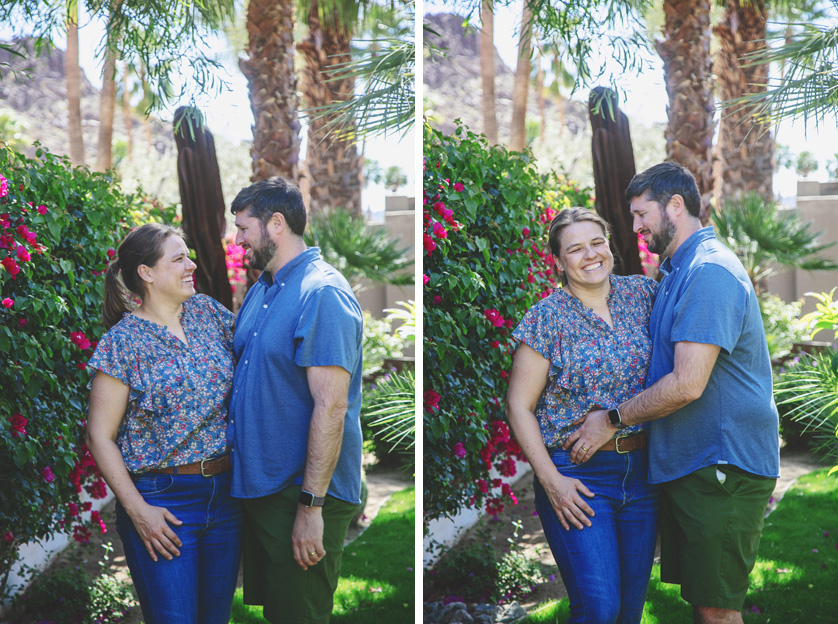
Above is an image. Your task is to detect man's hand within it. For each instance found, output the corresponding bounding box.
[292,505,325,570]
[562,409,615,463]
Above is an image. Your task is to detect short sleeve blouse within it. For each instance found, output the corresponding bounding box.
[88,294,235,473]
[512,274,658,449]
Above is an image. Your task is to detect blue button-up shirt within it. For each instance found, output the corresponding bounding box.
[647,227,779,484]
[227,247,364,503]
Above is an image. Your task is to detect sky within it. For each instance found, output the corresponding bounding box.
[0,7,415,217]
[424,0,838,200]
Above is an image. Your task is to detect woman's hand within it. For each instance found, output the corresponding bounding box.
[539,470,596,530]
[126,501,184,562]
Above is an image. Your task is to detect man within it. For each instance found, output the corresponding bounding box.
[227,177,363,623]
[567,162,780,624]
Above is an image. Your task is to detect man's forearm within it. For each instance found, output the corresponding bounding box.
[301,404,346,497]
[619,369,702,426]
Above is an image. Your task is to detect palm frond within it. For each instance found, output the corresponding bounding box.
[363,369,415,464]
[303,207,414,293]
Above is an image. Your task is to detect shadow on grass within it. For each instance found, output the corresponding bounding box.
[522,469,838,624]
[229,486,415,624]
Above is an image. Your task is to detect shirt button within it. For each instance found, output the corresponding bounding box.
[244,360,248,365]
[253,332,257,336]
[263,304,268,308]
[280,283,285,287]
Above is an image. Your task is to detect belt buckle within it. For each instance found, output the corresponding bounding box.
[200,458,212,477]
[615,434,631,454]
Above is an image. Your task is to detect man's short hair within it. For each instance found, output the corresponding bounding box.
[625,162,701,219]
[231,177,307,236]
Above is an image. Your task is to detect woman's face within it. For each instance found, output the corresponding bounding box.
[554,221,613,289]
[141,235,197,302]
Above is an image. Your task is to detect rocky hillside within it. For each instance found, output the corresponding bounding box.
[0,37,174,164]
[423,12,589,142]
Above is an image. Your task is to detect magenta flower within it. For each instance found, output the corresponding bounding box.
[25,231,37,245]
[423,233,437,254]
[3,531,13,543]
[107,248,116,258]
[423,274,429,285]
[453,182,464,192]
[16,246,30,262]
[18,318,26,327]
[484,309,505,327]
[0,175,7,197]
[1,297,13,309]
[432,221,447,239]
[42,466,55,484]
[36,204,47,215]
[70,331,92,350]
[1,256,20,276]
[424,389,441,412]
[9,412,27,438]
[453,442,466,458]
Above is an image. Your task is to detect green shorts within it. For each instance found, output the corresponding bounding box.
[242,485,359,624]
[659,464,776,611]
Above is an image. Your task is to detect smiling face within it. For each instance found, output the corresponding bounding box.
[141,234,196,302]
[234,208,277,272]
[630,193,676,257]
[554,221,613,290]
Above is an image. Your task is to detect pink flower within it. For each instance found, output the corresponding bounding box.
[68,502,79,517]
[70,331,92,350]
[88,479,108,499]
[423,233,437,254]
[107,247,116,258]
[423,274,429,285]
[91,510,107,534]
[432,221,447,239]
[433,295,442,304]
[484,309,505,327]
[0,175,7,197]
[25,231,37,245]
[3,531,13,543]
[16,246,30,262]
[36,204,47,215]
[477,479,489,494]
[1,256,20,276]
[76,362,87,370]
[522,227,530,237]
[490,340,500,348]
[453,442,466,458]
[18,318,26,327]
[1,297,13,309]
[10,412,27,438]
[424,389,441,412]
[453,182,464,192]
[42,466,55,483]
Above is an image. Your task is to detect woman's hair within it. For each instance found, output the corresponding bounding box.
[103,223,183,329]
[547,207,611,258]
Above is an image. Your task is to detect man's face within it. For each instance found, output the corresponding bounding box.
[234,209,277,272]
[630,194,676,257]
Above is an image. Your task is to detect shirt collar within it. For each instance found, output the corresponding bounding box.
[257,247,322,287]
[659,226,715,275]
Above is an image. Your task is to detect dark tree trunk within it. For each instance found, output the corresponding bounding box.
[589,88,643,276]
[174,107,234,310]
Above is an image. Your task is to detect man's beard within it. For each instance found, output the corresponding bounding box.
[248,226,278,271]
[647,209,676,256]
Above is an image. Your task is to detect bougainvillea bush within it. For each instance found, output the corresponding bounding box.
[0,146,175,596]
[423,122,594,526]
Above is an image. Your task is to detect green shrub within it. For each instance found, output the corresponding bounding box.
[0,145,177,596]
[760,294,807,362]
[422,121,594,525]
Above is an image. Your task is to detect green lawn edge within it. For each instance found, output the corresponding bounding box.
[522,469,838,623]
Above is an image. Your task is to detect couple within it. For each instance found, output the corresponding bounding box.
[85,177,363,624]
[506,163,780,624]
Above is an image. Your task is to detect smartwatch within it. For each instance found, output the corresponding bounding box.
[608,406,627,430]
[299,490,326,507]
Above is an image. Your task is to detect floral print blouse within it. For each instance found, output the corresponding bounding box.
[512,274,658,449]
[88,294,235,473]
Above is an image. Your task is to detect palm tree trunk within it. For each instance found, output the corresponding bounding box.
[656,0,716,224]
[95,0,123,173]
[240,0,301,182]
[65,0,84,166]
[298,0,362,216]
[509,1,533,152]
[714,0,773,203]
[479,0,498,144]
[536,46,545,142]
[122,62,133,162]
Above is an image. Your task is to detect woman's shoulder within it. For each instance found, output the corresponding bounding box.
[612,273,658,295]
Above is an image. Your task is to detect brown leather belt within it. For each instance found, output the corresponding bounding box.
[599,432,646,453]
[148,454,230,477]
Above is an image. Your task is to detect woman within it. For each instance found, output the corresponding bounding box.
[86,223,242,624]
[506,208,658,624]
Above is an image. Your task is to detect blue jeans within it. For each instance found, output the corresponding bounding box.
[534,448,658,624]
[115,471,243,624]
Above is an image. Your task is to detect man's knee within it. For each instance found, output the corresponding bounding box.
[693,604,743,624]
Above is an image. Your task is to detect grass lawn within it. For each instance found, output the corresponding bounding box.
[229,486,415,624]
[524,469,838,623]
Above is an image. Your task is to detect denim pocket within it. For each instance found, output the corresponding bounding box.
[133,474,175,496]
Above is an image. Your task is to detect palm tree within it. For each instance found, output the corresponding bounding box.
[656,0,716,224]
[479,0,498,144]
[298,0,362,215]
[65,0,84,166]
[240,0,301,182]
[713,0,773,203]
[713,192,838,294]
[95,0,123,173]
[509,1,533,152]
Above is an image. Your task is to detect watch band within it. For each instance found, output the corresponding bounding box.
[299,490,326,507]
[608,407,627,430]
